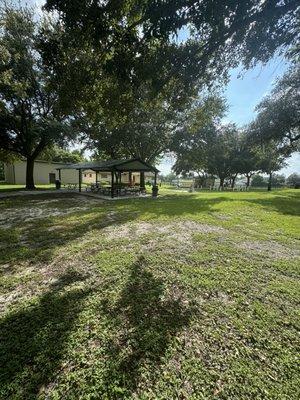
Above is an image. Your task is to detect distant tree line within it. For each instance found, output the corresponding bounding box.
[252,173,300,189]
[171,62,299,191]
[160,172,300,189]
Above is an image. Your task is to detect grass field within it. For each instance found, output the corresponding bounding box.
[0,189,299,399]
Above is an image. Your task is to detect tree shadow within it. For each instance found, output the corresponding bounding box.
[100,256,196,397]
[0,271,90,398]
[2,190,298,269]
[0,193,230,267]
[244,191,300,216]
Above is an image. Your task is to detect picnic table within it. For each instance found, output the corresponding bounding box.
[86,183,143,196]
[64,183,78,190]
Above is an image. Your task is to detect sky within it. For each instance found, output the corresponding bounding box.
[21,0,300,176]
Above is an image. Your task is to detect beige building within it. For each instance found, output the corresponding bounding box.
[4,160,94,185]
[4,159,154,185]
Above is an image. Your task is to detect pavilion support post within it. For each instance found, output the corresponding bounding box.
[129,171,132,186]
[58,169,61,180]
[152,171,158,197]
[95,171,98,184]
[111,171,114,198]
[78,169,82,192]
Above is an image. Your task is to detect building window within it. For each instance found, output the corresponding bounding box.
[89,174,92,178]
[84,174,87,177]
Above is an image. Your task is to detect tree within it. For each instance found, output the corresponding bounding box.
[171,96,227,177]
[251,174,267,187]
[286,173,300,188]
[256,141,289,191]
[172,122,241,190]
[251,65,300,149]
[81,85,183,188]
[271,174,286,187]
[0,7,74,189]
[41,0,299,126]
[163,172,177,183]
[85,87,179,163]
[40,145,85,163]
[205,125,242,189]
[236,134,261,188]
[44,0,299,80]
[0,149,19,181]
[170,97,244,190]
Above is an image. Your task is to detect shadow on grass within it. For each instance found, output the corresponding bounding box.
[0,271,90,398]
[101,256,195,397]
[0,190,299,267]
[244,191,300,216]
[0,193,229,267]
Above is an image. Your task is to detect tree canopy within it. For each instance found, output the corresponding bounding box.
[250,65,300,150]
[42,0,300,119]
[0,7,75,189]
[40,146,85,164]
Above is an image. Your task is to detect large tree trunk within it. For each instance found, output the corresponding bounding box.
[231,174,237,189]
[267,172,272,191]
[140,171,145,189]
[219,177,224,190]
[246,174,251,188]
[26,157,35,190]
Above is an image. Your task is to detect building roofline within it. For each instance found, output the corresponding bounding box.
[6,158,73,166]
[56,158,160,172]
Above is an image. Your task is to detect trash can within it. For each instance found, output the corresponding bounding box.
[55,179,61,190]
[152,185,159,197]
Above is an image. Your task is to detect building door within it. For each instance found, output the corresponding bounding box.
[49,173,56,184]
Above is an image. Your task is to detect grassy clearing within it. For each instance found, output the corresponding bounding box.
[0,189,299,399]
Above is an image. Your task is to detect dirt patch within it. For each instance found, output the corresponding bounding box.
[237,240,300,259]
[102,220,226,242]
[0,197,101,229]
[99,220,226,256]
[215,214,232,221]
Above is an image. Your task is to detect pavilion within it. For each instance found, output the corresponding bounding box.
[56,158,159,198]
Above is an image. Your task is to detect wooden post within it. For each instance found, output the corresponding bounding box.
[152,171,158,197]
[140,171,145,190]
[95,171,98,183]
[58,169,61,180]
[129,171,132,186]
[79,169,82,192]
[111,171,114,198]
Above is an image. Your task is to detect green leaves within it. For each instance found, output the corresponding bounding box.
[0,6,76,188]
[250,65,300,149]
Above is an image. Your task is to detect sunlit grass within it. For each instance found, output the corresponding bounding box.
[0,189,299,399]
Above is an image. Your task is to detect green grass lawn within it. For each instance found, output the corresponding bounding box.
[0,189,299,399]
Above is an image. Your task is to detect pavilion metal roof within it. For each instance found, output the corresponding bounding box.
[56,158,159,172]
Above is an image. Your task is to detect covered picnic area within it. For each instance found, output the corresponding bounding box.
[56,158,159,198]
